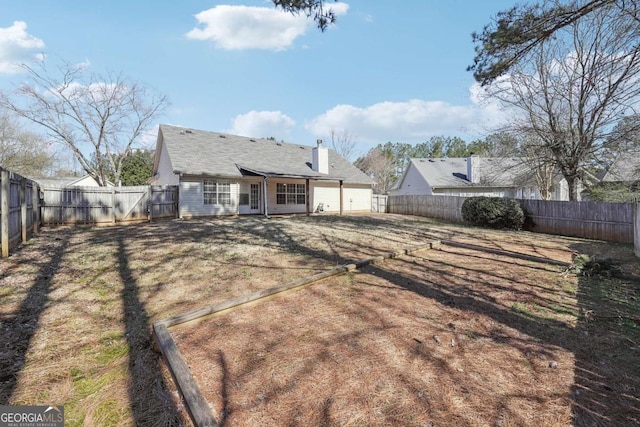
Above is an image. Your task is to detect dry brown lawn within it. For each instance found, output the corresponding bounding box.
[0,214,638,426]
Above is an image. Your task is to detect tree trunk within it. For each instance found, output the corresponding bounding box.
[566,175,579,201]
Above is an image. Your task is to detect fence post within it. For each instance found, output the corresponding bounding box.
[32,183,40,233]
[635,202,639,258]
[20,177,27,242]
[111,187,116,224]
[1,170,9,257]
[147,186,153,222]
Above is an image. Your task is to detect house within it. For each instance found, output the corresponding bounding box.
[600,154,640,187]
[35,174,108,188]
[149,125,374,217]
[390,155,572,200]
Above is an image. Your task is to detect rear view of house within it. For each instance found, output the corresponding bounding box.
[150,125,373,217]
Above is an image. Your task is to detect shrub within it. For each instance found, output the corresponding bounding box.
[461,196,525,230]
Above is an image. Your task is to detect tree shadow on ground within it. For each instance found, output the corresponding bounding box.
[569,241,640,426]
[366,242,640,426]
[0,233,69,403]
[116,234,181,426]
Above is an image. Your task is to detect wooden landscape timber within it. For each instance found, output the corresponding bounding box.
[152,240,441,427]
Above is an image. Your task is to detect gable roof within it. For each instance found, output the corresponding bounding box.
[35,175,106,187]
[399,157,562,189]
[157,125,373,185]
[601,154,640,183]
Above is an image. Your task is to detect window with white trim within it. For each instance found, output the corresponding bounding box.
[203,180,232,205]
[276,183,306,205]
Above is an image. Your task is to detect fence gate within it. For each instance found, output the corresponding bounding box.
[372,194,388,213]
[41,185,178,226]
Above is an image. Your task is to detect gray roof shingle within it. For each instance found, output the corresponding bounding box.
[407,157,560,188]
[159,125,373,185]
[601,154,640,182]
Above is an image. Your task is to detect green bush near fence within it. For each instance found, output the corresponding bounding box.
[461,196,525,230]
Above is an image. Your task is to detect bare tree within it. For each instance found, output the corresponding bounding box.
[354,146,396,194]
[485,4,640,200]
[0,111,55,177]
[330,129,356,161]
[0,62,168,186]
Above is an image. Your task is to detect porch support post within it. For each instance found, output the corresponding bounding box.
[263,177,269,218]
[305,178,310,216]
[339,180,344,215]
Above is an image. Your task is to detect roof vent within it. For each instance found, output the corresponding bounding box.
[440,159,445,162]
[250,139,255,142]
[179,131,184,135]
[219,135,226,138]
[299,146,306,149]
[185,130,192,134]
[428,159,435,162]
[277,142,282,146]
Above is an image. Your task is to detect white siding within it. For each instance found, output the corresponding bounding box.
[156,140,179,185]
[390,163,432,196]
[312,182,340,212]
[179,177,239,218]
[266,178,308,215]
[311,182,372,213]
[342,185,372,212]
[178,176,372,216]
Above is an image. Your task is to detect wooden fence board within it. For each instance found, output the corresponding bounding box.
[0,167,40,257]
[388,195,634,243]
[41,185,178,226]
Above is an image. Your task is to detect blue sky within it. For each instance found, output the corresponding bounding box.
[0,0,516,160]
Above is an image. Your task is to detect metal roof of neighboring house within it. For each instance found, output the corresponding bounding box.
[158,125,373,185]
[405,157,562,188]
[600,154,640,182]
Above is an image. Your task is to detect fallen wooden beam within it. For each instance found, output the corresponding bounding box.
[153,323,218,427]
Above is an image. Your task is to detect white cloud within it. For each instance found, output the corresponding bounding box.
[186,5,306,51]
[0,21,45,73]
[306,87,510,144]
[186,3,349,50]
[325,2,350,17]
[230,110,295,139]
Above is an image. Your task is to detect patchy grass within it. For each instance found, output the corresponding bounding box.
[0,214,638,426]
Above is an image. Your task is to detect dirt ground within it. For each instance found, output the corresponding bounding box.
[0,214,638,426]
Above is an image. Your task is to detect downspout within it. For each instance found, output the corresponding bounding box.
[263,176,269,218]
[339,180,344,215]
[305,178,310,216]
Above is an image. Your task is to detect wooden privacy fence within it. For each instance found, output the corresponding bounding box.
[388,195,634,244]
[520,199,633,243]
[0,168,40,257]
[41,185,178,226]
[388,195,466,224]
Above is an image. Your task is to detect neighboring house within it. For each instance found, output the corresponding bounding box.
[391,155,573,201]
[35,175,109,188]
[149,125,374,217]
[600,154,640,187]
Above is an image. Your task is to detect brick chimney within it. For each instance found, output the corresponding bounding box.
[467,154,480,184]
[312,139,329,174]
